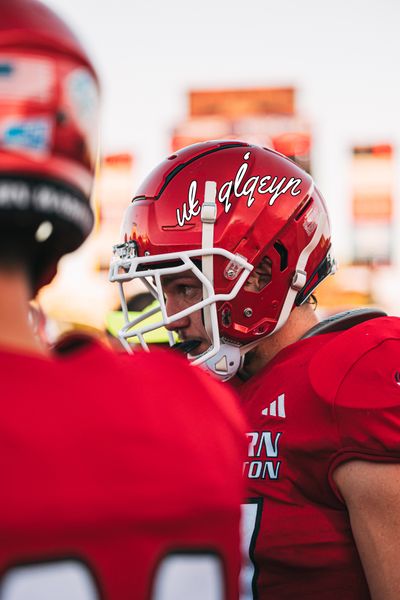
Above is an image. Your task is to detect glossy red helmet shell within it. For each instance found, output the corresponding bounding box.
[120,140,334,344]
[0,0,99,259]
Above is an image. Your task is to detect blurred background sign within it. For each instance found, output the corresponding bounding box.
[172,87,312,173]
[94,151,135,270]
[351,144,394,264]
[189,87,295,117]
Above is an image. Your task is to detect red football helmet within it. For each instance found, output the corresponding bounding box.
[110,141,335,379]
[0,0,99,288]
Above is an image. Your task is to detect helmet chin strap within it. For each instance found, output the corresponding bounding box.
[199,182,245,382]
[201,181,217,340]
[273,194,325,335]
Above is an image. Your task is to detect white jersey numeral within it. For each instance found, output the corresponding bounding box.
[153,554,223,600]
[240,499,263,600]
[0,561,99,600]
[0,554,224,600]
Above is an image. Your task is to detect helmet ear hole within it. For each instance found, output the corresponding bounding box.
[245,256,272,293]
[273,241,288,271]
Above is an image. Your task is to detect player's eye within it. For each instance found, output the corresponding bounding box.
[162,279,202,305]
[178,284,198,299]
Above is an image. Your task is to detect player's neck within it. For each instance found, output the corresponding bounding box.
[0,269,48,357]
[242,304,319,378]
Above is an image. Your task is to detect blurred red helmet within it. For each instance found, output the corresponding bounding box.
[0,0,99,287]
[110,141,335,379]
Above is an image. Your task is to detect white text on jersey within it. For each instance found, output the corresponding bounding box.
[243,431,282,480]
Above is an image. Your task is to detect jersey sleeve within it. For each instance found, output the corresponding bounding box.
[309,317,400,500]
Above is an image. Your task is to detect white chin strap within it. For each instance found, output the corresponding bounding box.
[201,181,218,340]
[197,182,244,381]
[272,183,324,335]
[196,181,242,382]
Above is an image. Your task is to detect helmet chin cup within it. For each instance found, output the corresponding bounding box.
[199,343,243,382]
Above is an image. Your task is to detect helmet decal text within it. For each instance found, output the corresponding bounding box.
[176,151,302,227]
[0,116,52,156]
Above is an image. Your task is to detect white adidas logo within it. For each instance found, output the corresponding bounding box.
[261,393,286,418]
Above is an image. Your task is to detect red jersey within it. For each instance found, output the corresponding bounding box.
[239,316,400,599]
[0,339,246,600]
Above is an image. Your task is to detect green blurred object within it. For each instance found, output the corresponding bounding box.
[105,300,176,344]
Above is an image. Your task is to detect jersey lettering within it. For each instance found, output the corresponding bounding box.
[246,432,281,457]
[245,432,282,480]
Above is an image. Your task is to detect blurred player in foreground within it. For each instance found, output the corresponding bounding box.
[110,140,400,599]
[0,4,246,599]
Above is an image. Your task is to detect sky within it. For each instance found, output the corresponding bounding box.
[44,0,400,262]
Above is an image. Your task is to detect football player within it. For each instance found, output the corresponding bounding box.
[0,4,246,599]
[110,140,400,599]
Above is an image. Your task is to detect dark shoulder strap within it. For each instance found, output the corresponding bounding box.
[301,308,387,339]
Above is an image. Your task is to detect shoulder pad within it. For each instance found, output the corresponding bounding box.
[309,316,400,403]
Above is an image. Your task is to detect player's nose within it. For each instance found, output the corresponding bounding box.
[164,312,190,332]
[164,297,190,331]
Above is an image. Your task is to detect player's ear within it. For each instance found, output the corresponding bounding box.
[245,256,272,292]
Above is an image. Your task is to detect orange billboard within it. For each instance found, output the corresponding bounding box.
[189,87,295,118]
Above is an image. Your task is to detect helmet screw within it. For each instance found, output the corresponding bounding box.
[227,269,235,278]
[144,251,150,256]
[244,307,253,318]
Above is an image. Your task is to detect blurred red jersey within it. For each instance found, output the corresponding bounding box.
[239,317,400,600]
[0,339,246,600]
